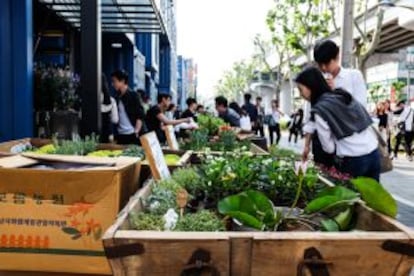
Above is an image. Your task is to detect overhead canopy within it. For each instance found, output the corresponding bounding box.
[38,0,165,33]
[376,19,414,53]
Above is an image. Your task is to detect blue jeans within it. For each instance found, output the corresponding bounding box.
[339,149,381,182]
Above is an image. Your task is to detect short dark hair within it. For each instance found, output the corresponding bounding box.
[313,40,340,65]
[186,97,197,106]
[111,69,129,83]
[244,93,252,102]
[197,104,204,110]
[158,93,171,103]
[256,96,262,101]
[215,96,228,107]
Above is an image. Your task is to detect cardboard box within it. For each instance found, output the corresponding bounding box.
[0,154,141,275]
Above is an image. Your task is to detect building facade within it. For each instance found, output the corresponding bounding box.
[177,56,198,111]
[0,0,179,141]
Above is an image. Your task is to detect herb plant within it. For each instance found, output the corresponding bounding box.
[174,210,225,232]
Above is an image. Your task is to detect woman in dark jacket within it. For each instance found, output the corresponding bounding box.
[296,67,380,181]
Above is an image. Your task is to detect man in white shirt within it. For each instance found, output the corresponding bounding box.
[302,40,368,161]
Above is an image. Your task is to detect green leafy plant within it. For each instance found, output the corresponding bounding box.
[53,134,98,155]
[143,179,182,215]
[182,129,209,151]
[197,114,225,136]
[129,212,165,231]
[174,210,225,232]
[218,190,282,231]
[351,177,397,218]
[305,179,398,232]
[269,145,300,161]
[171,168,203,196]
[121,145,145,159]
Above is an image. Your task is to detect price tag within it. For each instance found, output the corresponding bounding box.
[140,132,170,180]
[165,125,180,151]
[176,188,188,217]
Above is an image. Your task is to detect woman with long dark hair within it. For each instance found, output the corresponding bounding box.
[296,67,380,181]
[101,73,118,143]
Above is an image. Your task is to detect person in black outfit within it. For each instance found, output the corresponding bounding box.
[100,73,118,143]
[111,70,145,145]
[215,96,240,127]
[242,93,257,124]
[393,101,405,158]
[288,109,304,144]
[255,97,265,137]
[146,94,191,143]
[181,97,198,121]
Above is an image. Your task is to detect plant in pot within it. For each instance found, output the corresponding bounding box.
[36,66,81,139]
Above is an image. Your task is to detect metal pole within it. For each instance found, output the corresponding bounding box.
[341,0,354,68]
[81,0,101,136]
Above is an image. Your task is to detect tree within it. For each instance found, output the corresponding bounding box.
[266,0,334,64]
[253,35,285,101]
[391,81,407,102]
[353,0,385,76]
[215,60,256,100]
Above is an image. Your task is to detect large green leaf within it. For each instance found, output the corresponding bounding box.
[351,177,398,218]
[316,186,359,201]
[321,219,339,232]
[218,190,275,230]
[244,190,274,215]
[305,195,358,214]
[226,211,264,230]
[334,207,353,231]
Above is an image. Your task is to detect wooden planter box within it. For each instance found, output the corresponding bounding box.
[0,154,141,275]
[103,180,414,276]
[0,138,129,156]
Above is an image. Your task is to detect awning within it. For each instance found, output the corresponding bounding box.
[376,20,414,53]
[38,0,165,34]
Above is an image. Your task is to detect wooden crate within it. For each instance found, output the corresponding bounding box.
[103,180,414,276]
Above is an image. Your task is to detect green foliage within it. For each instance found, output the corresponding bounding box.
[181,129,210,151]
[351,177,397,218]
[269,145,300,161]
[215,60,257,99]
[174,210,225,232]
[87,150,123,157]
[52,135,98,155]
[218,190,282,231]
[305,186,359,214]
[143,179,181,215]
[266,0,333,62]
[197,114,225,136]
[129,212,165,231]
[171,168,204,196]
[121,145,145,159]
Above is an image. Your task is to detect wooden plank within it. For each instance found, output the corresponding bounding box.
[250,238,406,276]
[164,125,180,150]
[231,238,252,276]
[0,155,39,168]
[109,238,230,276]
[140,132,170,180]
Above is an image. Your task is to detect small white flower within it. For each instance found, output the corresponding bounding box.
[164,209,179,231]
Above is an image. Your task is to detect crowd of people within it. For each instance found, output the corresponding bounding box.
[98,39,412,183]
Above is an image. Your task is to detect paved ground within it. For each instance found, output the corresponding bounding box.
[275,131,414,228]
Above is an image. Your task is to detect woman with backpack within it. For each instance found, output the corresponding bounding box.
[297,67,380,181]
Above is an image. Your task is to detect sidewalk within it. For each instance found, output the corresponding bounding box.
[275,131,414,228]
